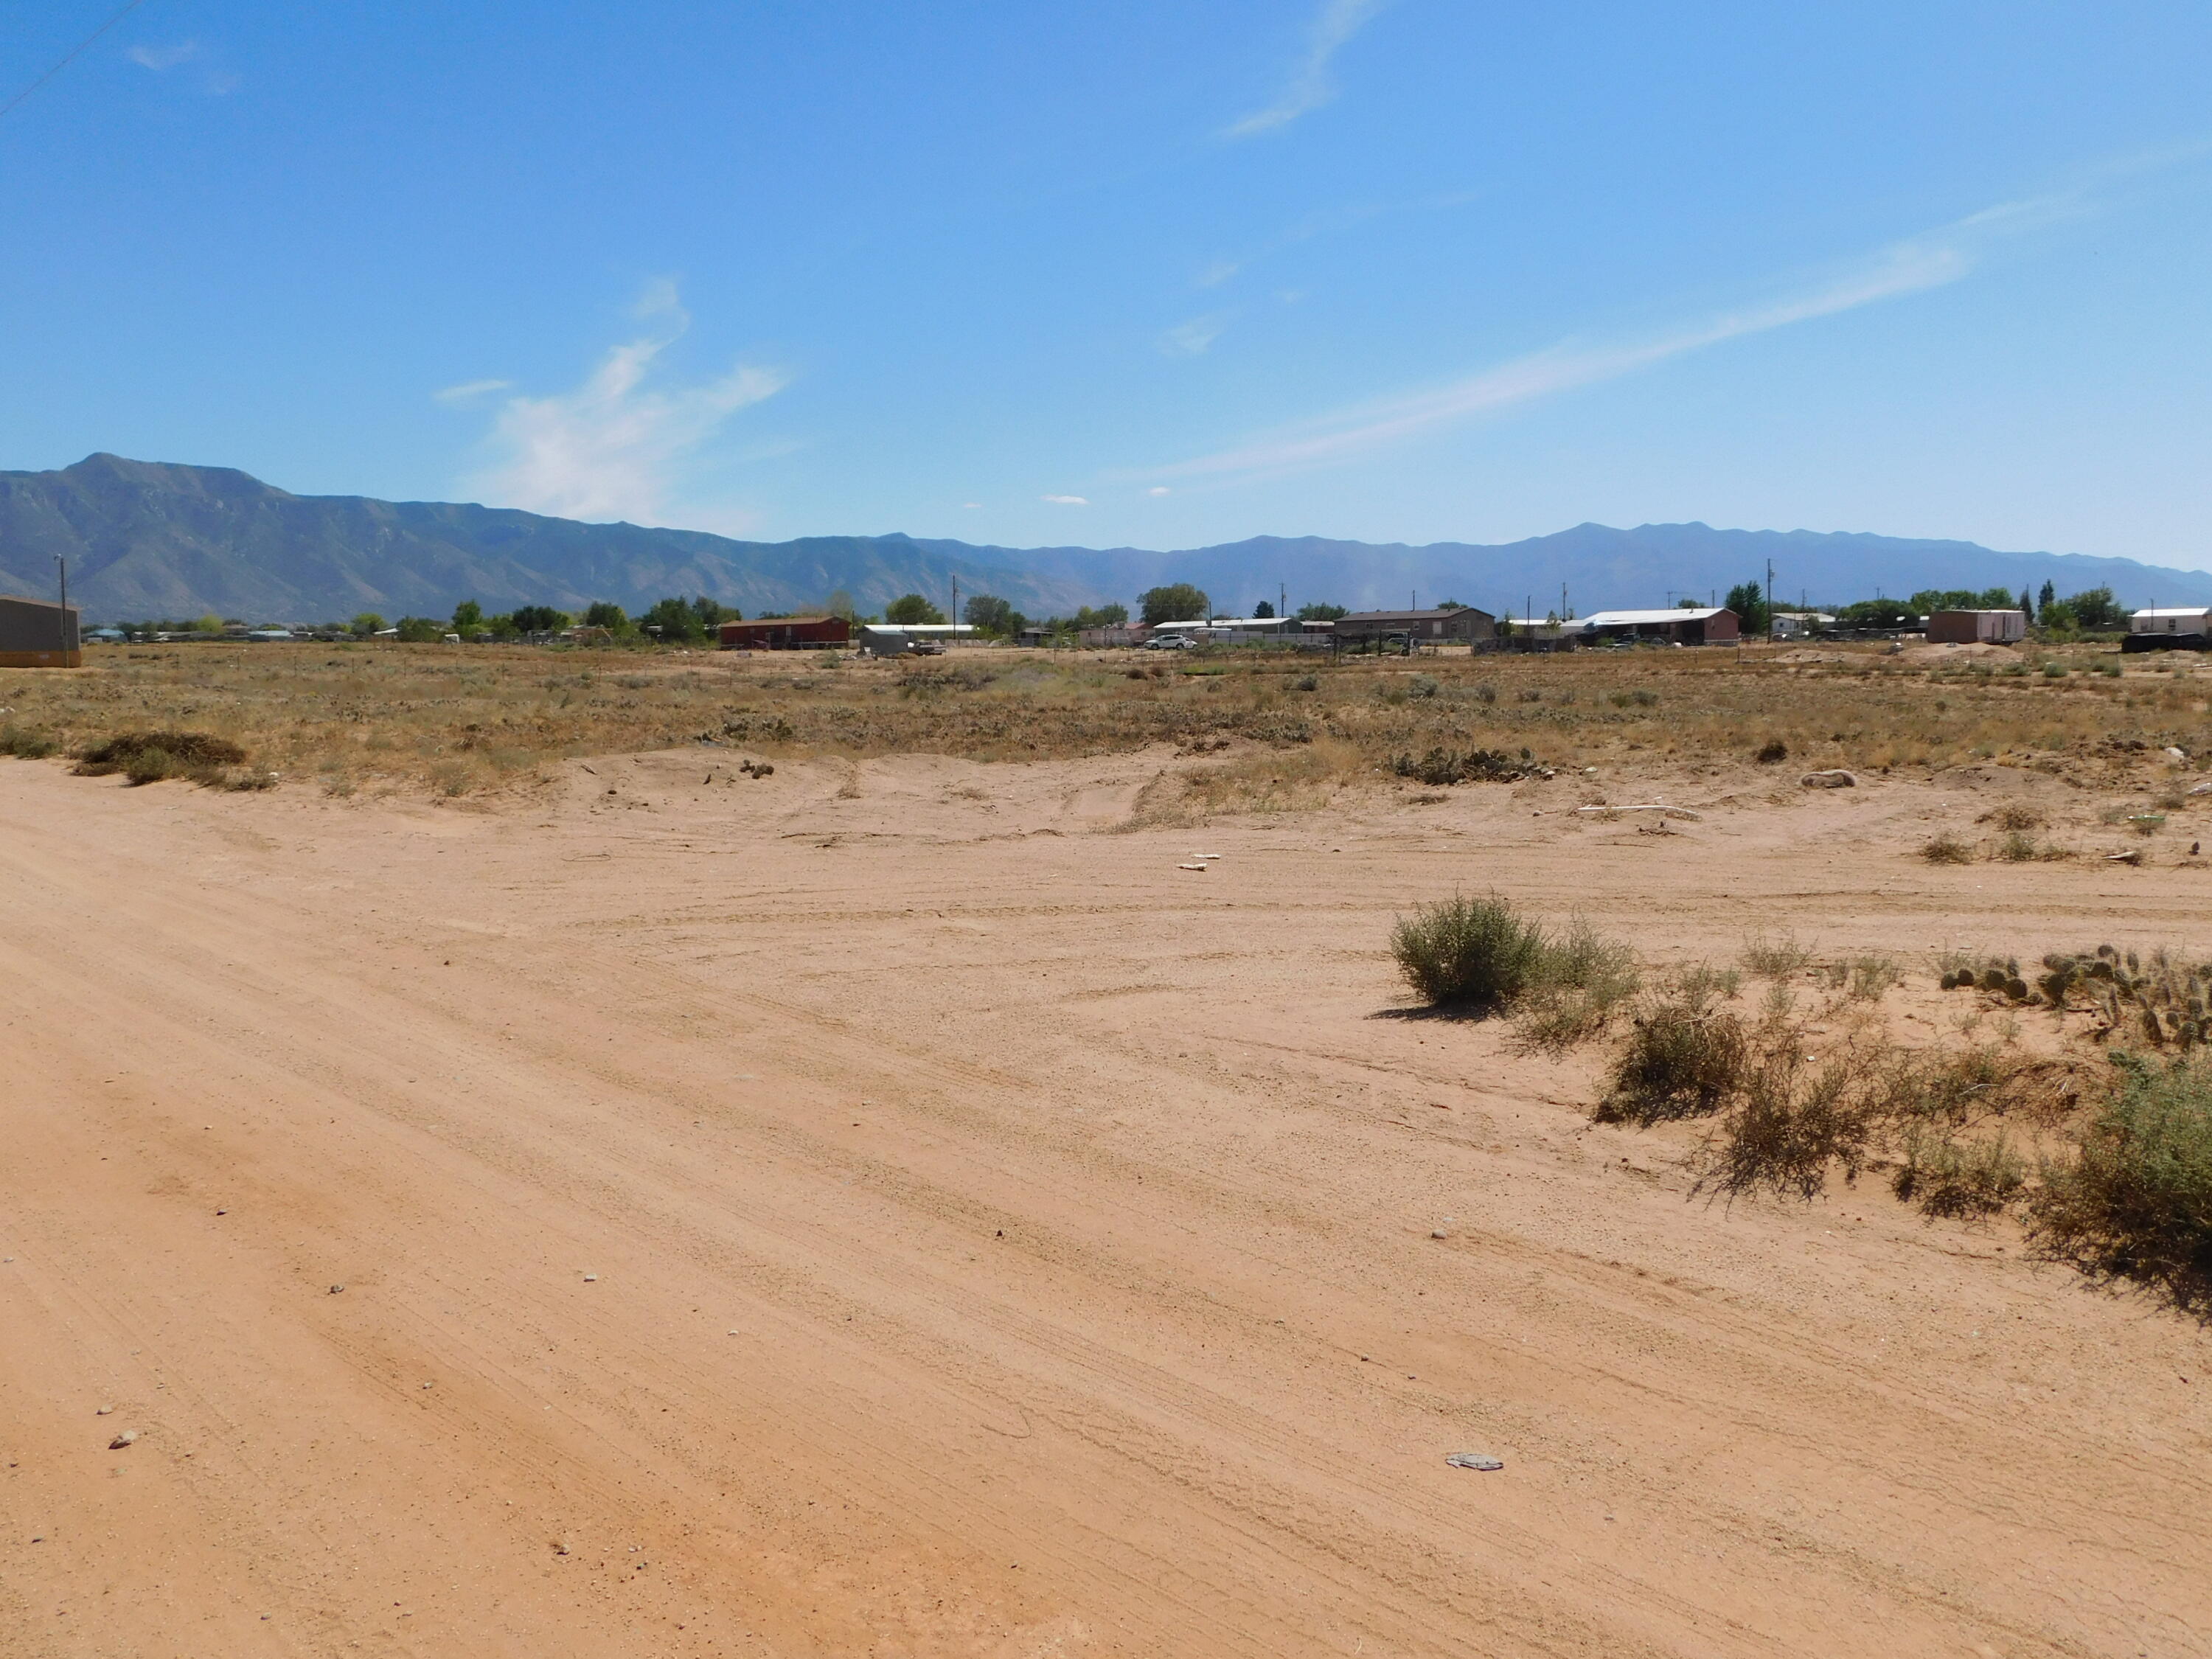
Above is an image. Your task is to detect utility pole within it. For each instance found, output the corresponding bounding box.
[1562,582,1569,623]
[56,556,68,658]
[1765,556,1775,642]
[951,574,959,628]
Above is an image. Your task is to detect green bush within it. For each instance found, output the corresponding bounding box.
[0,725,59,759]
[2028,1053,2212,1315]
[1516,918,1641,1050]
[1391,894,1549,1014]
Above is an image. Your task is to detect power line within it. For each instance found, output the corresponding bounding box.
[0,0,151,125]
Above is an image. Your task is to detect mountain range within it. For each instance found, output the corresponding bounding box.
[4,453,2209,624]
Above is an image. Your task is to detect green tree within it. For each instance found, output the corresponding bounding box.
[350,612,385,637]
[1294,602,1347,622]
[1139,583,1209,625]
[394,616,446,642]
[509,605,570,635]
[963,594,1025,636]
[691,595,734,627]
[2020,588,2034,619]
[1836,597,1917,630]
[1724,581,1770,637]
[2067,587,2123,631]
[2039,580,2056,615]
[884,594,946,624]
[639,597,705,642]
[451,599,484,635]
[1072,603,1127,628]
[582,601,630,633]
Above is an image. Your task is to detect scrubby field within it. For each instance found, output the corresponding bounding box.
[2,639,2209,1658]
[4,636,2209,804]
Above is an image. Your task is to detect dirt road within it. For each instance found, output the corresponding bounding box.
[2,751,2206,1657]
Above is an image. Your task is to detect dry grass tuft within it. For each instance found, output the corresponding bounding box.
[1740,932,1812,979]
[1921,833,1974,864]
[1594,979,1748,1125]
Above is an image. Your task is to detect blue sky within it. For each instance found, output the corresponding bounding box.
[3,1,2210,565]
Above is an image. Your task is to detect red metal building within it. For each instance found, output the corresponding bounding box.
[718,616,851,650]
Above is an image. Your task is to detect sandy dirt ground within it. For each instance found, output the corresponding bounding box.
[2,747,2208,1658]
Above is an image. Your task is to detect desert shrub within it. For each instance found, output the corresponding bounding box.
[1609,689,1658,708]
[77,730,246,771]
[2027,1052,2212,1315]
[1390,746,1543,785]
[1921,833,1973,864]
[1822,954,1900,1000]
[125,747,184,785]
[1408,673,1439,699]
[1595,984,1747,1124]
[1675,962,1742,1001]
[1391,894,1548,1013]
[1695,1047,1874,1202]
[1754,739,1789,764]
[1741,932,1811,979]
[1293,674,1318,692]
[1984,802,2045,831]
[0,725,59,759]
[1893,1127,2027,1217]
[1515,917,1641,1051]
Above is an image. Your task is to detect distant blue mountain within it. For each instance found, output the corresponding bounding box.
[3,453,2205,622]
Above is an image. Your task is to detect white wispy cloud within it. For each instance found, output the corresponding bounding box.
[1225,0,1388,139]
[433,378,513,405]
[1151,189,2092,482]
[1160,312,1231,357]
[128,41,198,71]
[1147,487,1172,496]
[464,285,787,524]
[1042,494,1090,505]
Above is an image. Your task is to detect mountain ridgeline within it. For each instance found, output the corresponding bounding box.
[4,453,2208,624]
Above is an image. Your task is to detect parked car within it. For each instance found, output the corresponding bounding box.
[1144,633,1196,650]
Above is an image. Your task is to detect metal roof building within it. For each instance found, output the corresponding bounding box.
[1575,608,1739,645]
[1332,607,1496,648]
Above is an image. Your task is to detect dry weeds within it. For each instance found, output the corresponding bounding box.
[0,638,2204,803]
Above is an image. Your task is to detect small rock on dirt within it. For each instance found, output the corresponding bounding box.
[1800,770,1857,789]
[1446,1452,1503,1471]
[95,1404,113,1416]
[108,1430,138,1450]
